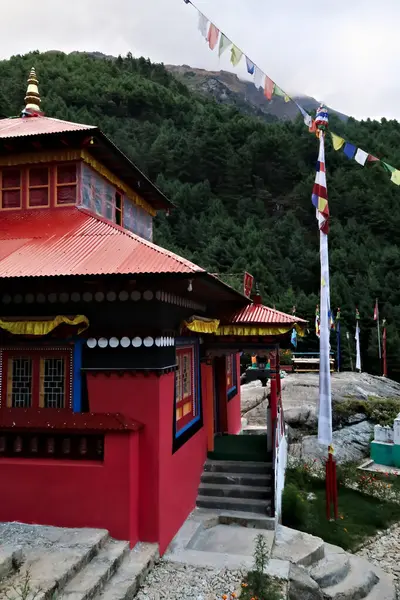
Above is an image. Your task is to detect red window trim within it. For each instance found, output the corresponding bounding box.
[0,163,78,211]
[176,345,195,432]
[1,348,72,410]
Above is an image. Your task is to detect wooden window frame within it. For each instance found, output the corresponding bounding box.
[1,168,22,210]
[115,191,123,226]
[1,348,72,410]
[227,353,238,401]
[28,166,50,209]
[55,163,78,207]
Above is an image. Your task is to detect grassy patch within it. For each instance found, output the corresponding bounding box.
[334,396,400,426]
[283,467,400,551]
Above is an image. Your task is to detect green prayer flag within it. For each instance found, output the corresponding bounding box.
[274,86,286,97]
[382,162,396,174]
[230,45,243,67]
[218,34,231,57]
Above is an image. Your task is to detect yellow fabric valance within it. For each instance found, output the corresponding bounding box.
[183,317,220,334]
[215,323,305,337]
[0,315,89,336]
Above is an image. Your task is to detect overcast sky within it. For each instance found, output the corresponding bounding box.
[2,0,400,121]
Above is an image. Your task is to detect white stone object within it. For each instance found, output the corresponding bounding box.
[374,424,394,443]
[394,416,400,445]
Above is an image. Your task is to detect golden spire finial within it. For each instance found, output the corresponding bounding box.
[24,67,42,114]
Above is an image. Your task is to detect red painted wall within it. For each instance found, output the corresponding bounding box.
[87,371,208,555]
[227,354,242,435]
[87,373,161,543]
[158,372,207,555]
[0,432,139,544]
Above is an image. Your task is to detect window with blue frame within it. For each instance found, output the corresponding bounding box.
[226,354,238,401]
[174,341,201,446]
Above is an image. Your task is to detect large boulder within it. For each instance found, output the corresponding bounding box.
[301,420,374,464]
[284,405,317,429]
[289,564,323,600]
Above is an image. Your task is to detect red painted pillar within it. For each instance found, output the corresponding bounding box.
[201,362,215,452]
[269,350,278,424]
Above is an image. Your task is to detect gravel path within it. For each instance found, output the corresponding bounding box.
[356,524,400,597]
[136,561,243,600]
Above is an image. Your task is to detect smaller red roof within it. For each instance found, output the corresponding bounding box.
[0,116,95,139]
[0,409,142,432]
[226,303,307,326]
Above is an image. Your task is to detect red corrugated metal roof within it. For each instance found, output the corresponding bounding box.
[0,207,204,277]
[0,116,96,138]
[227,303,307,325]
[0,408,142,431]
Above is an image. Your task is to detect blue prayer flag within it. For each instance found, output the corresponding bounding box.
[291,328,297,348]
[246,57,255,75]
[343,142,356,160]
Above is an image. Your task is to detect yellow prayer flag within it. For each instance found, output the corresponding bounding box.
[321,277,326,287]
[331,132,345,151]
[284,95,291,103]
[230,45,243,67]
[391,169,400,186]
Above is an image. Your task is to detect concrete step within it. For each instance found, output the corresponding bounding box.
[196,494,271,515]
[309,552,351,588]
[0,529,110,600]
[201,470,272,487]
[272,525,325,567]
[0,546,24,581]
[322,556,378,599]
[204,459,272,475]
[198,482,271,499]
[59,539,130,600]
[94,543,159,600]
[365,576,396,600]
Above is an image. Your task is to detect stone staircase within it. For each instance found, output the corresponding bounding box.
[0,524,158,600]
[196,459,273,516]
[272,525,397,599]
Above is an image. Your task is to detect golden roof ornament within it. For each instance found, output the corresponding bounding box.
[23,67,42,115]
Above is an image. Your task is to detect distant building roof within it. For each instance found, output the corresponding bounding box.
[226,303,307,325]
[0,207,204,278]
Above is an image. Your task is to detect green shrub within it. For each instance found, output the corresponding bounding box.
[282,483,309,529]
[334,397,400,427]
[240,534,281,600]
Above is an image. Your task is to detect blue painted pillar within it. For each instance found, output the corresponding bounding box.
[72,339,84,413]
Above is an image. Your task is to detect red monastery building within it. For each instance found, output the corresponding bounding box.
[0,69,306,554]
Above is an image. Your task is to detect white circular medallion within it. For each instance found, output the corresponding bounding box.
[144,336,154,347]
[131,291,141,301]
[83,292,93,302]
[106,291,117,302]
[155,337,161,347]
[48,293,57,303]
[2,294,11,304]
[71,292,81,303]
[143,290,153,301]
[59,292,69,303]
[119,290,129,302]
[132,337,142,348]
[87,338,97,349]
[14,294,23,304]
[109,337,119,348]
[25,293,35,304]
[120,336,130,348]
[156,291,161,300]
[98,337,108,348]
[95,291,105,302]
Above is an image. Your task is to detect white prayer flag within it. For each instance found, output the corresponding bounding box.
[253,66,265,90]
[354,148,368,166]
[198,13,208,39]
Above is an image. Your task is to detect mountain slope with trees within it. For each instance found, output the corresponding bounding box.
[1,50,400,375]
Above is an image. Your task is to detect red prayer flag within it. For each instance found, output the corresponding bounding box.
[367,155,379,163]
[374,299,378,320]
[207,24,220,50]
[244,272,254,298]
[264,76,275,101]
[309,120,317,133]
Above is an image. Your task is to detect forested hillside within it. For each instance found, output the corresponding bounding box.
[1,51,400,376]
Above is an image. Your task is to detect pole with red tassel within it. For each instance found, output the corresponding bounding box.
[326,445,338,520]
